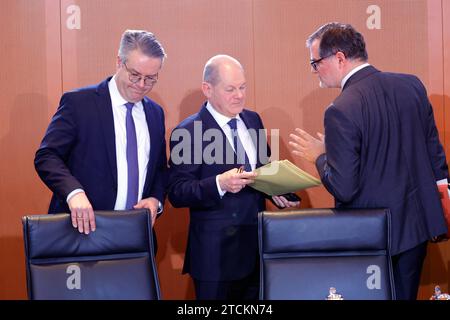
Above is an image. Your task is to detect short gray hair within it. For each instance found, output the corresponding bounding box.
[118,29,166,63]
[306,22,368,62]
[203,54,243,85]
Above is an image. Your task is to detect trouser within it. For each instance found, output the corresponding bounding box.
[193,263,259,300]
[392,241,428,300]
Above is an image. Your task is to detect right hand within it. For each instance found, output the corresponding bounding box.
[289,128,325,163]
[218,168,257,193]
[68,192,96,234]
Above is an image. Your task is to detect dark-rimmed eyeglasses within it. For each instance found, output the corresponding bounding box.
[310,54,334,71]
[123,62,158,86]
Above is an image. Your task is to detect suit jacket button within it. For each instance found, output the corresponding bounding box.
[232,212,237,218]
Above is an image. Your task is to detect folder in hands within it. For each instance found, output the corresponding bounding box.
[249,160,321,196]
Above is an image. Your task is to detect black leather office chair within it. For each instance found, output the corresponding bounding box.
[22,209,161,300]
[258,208,395,300]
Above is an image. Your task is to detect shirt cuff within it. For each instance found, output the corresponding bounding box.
[216,175,226,197]
[66,189,84,203]
[436,178,450,197]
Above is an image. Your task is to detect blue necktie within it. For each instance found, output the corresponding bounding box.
[228,118,252,172]
[125,102,139,210]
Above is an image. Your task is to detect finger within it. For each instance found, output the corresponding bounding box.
[295,128,315,141]
[279,196,290,207]
[71,209,78,228]
[83,209,90,234]
[272,196,284,208]
[289,134,308,146]
[289,133,304,143]
[77,212,84,234]
[288,141,301,151]
[240,171,257,178]
[241,178,254,185]
[317,132,325,141]
[133,200,144,209]
[286,201,300,208]
[292,150,304,157]
[150,210,157,227]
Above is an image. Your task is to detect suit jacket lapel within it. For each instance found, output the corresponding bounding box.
[199,103,235,167]
[142,97,164,193]
[95,77,118,188]
[239,111,268,168]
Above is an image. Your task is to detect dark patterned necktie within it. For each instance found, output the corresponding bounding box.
[228,118,252,171]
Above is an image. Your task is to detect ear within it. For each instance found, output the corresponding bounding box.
[116,56,122,70]
[335,51,346,65]
[201,82,212,98]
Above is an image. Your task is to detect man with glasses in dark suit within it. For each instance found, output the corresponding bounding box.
[35,30,167,235]
[289,22,448,300]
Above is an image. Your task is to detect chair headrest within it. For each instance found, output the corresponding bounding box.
[259,208,390,253]
[23,210,152,259]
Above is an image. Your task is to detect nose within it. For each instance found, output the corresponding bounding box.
[236,89,245,99]
[136,77,147,88]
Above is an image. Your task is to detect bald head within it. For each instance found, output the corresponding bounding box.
[203,54,244,86]
[201,54,247,117]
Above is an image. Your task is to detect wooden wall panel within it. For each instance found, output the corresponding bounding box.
[417,0,448,300]
[439,0,450,298]
[0,0,61,299]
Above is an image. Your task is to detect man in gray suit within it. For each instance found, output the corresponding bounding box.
[289,22,448,300]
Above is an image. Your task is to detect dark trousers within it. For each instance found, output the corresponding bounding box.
[193,264,259,300]
[392,241,428,300]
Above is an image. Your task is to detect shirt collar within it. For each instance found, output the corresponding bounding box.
[205,101,243,128]
[341,63,371,89]
[108,75,143,110]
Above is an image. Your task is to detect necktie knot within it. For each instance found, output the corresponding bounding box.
[125,102,134,111]
[227,118,237,130]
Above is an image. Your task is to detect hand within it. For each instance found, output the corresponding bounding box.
[68,192,96,234]
[218,168,257,193]
[289,128,325,163]
[134,197,159,227]
[430,234,449,243]
[271,195,301,209]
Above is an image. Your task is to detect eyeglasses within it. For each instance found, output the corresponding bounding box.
[123,62,158,86]
[310,54,334,71]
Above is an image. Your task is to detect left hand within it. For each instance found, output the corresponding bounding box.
[289,128,325,163]
[134,197,159,227]
[271,195,301,209]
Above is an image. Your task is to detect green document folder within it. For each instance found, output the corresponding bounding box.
[249,160,322,196]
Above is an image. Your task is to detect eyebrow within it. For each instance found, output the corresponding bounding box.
[128,67,158,78]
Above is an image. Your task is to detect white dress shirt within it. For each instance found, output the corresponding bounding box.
[109,76,150,210]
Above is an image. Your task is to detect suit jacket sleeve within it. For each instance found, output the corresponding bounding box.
[148,112,168,204]
[167,129,222,209]
[316,105,361,203]
[34,93,83,201]
[418,82,449,180]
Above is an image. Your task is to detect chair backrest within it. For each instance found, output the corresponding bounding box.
[258,208,395,300]
[22,209,161,300]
